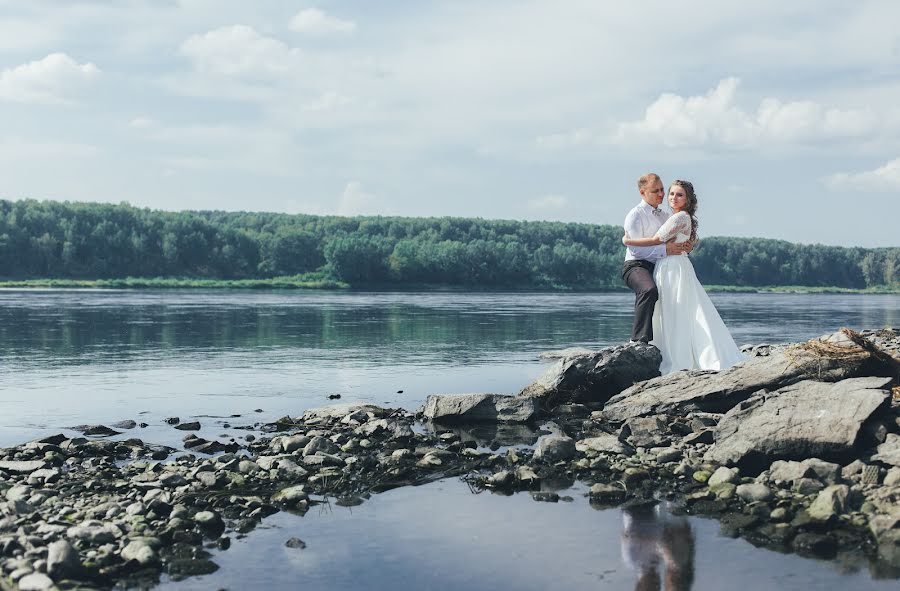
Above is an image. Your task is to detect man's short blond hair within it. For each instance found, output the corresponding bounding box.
[637,173,661,191]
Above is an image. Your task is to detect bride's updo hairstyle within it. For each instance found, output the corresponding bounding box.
[670,180,699,242]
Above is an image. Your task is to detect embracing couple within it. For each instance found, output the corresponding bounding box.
[622,173,745,375]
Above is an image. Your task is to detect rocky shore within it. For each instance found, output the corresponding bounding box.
[2,328,899,589]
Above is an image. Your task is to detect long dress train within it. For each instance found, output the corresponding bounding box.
[650,212,745,375]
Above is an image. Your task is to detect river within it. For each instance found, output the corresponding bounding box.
[0,290,898,589]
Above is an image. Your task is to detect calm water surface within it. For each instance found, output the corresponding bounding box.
[1,289,898,590]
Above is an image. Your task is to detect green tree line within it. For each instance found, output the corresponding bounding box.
[0,199,896,289]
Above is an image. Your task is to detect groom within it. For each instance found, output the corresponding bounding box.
[622,173,692,343]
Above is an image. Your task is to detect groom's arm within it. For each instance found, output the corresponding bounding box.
[624,211,666,261]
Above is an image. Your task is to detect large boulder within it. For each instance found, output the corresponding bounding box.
[602,332,896,422]
[420,393,538,424]
[518,343,661,409]
[704,376,893,473]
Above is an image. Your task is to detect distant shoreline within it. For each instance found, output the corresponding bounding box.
[0,277,897,294]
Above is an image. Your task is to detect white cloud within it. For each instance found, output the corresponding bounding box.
[0,53,100,104]
[289,8,357,35]
[527,194,569,211]
[615,78,877,149]
[824,158,900,192]
[128,116,155,129]
[179,25,302,79]
[337,181,378,215]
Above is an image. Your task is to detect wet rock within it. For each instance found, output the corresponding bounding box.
[167,558,219,579]
[280,435,311,453]
[705,377,893,472]
[272,485,308,507]
[112,420,137,429]
[420,393,538,423]
[807,485,850,522]
[301,403,385,422]
[174,421,201,431]
[792,532,837,558]
[302,436,340,457]
[533,436,576,463]
[285,537,306,549]
[518,343,661,408]
[589,483,626,503]
[194,511,225,538]
[531,492,559,502]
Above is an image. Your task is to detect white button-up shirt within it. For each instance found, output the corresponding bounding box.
[623,201,669,262]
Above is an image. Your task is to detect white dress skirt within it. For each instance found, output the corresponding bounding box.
[650,212,746,375]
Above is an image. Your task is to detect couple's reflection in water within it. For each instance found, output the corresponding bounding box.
[620,502,696,591]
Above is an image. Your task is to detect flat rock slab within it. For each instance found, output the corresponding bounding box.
[420,394,538,423]
[602,341,877,422]
[300,403,387,421]
[705,376,893,472]
[0,460,47,473]
[519,343,661,408]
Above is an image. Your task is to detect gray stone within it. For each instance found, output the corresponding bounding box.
[884,467,900,487]
[705,377,892,471]
[159,472,188,488]
[654,447,683,463]
[576,434,631,455]
[808,484,850,522]
[842,459,866,480]
[534,436,576,463]
[873,433,900,467]
[17,573,54,591]
[0,460,46,473]
[708,467,740,487]
[300,403,385,422]
[194,511,225,537]
[272,485,308,506]
[302,436,340,457]
[603,339,888,422]
[736,483,772,502]
[6,485,32,502]
[621,415,669,447]
[121,540,157,565]
[518,343,661,407]
[47,540,80,579]
[420,393,538,423]
[280,435,311,453]
[66,521,119,544]
[794,478,825,495]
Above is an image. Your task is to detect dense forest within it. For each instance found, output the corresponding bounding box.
[0,199,896,290]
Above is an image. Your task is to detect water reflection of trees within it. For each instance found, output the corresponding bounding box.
[0,304,632,366]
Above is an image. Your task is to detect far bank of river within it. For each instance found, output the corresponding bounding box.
[0,277,898,294]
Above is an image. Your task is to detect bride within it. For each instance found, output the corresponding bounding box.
[623,180,745,375]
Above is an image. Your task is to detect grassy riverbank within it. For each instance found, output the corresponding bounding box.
[0,274,348,290]
[0,277,897,293]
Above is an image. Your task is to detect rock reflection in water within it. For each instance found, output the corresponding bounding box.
[425,421,540,449]
[621,502,695,591]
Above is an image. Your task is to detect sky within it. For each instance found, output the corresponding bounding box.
[0,0,898,247]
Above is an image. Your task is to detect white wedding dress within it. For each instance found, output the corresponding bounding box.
[650,212,745,375]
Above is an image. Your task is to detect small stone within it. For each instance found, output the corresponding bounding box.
[770,507,791,522]
[531,492,559,502]
[533,436,576,463]
[692,470,711,484]
[589,483,626,504]
[708,467,739,487]
[808,485,850,522]
[794,478,824,496]
[47,539,80,578]
[654,448,683,463]
[17,573,55,591]
[736,483,772,503]
[285,537,306,549]
[121,540,157,565]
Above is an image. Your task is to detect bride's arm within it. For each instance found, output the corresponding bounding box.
[654,212,690,243]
